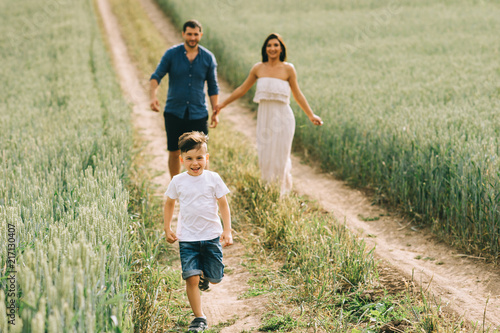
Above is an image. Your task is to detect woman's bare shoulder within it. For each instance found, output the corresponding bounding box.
[252,62,265,70]
[250,62,265,76]
[283,62,297,78]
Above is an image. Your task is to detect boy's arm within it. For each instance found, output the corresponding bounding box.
[217,195,232,247]
[164,197,178,243]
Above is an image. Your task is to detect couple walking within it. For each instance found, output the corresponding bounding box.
[150,19,323,194]
[149,19,322,332]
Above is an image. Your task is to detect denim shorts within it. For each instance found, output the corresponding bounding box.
[179,237,224,283]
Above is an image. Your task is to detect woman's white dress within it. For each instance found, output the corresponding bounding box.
[253,77,295,194]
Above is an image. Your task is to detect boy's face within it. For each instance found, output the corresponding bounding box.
[180,145,208,177]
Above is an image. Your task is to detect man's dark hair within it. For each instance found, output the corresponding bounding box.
[183,19,203,32]
[178,131,208,153]
[261,33,287,62]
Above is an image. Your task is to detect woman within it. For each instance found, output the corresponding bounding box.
[214,33,323,194]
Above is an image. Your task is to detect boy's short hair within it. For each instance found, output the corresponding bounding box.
[178,131,208,153]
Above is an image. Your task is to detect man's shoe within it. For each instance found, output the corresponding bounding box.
[188,317,208,332]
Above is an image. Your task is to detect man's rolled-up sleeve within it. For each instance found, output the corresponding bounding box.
[206,55,219,96]
[150,50,171,84]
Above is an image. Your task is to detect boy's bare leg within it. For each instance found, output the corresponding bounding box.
[186,275,204,317]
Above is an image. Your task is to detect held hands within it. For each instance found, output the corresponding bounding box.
[164,228,178,244]
[213,104,221,116]
[209,113,219,128]
[309,114,323,126]
[209,104,223,128]
[220,230,233,248]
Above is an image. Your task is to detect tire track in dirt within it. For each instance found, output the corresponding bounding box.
[98,0,500,329]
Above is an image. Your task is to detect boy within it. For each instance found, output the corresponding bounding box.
[164,131,232,332]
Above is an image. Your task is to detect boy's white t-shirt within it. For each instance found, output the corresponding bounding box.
[165,170,230,242]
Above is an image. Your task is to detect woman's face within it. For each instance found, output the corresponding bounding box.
[266,38,282,60]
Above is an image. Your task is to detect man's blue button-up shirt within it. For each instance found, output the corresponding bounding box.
[150,44,219,120]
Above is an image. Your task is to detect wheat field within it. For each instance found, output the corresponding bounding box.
[0,0,133,331]
[157,0,500,257]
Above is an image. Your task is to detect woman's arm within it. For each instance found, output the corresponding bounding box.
[287,64,323,126]
[214,64,260,114]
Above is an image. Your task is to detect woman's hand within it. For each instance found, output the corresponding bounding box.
[309,114,323,126]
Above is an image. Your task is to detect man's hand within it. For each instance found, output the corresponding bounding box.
[209,104,222,128]
[210,113,219,128]
[150,98,160,112]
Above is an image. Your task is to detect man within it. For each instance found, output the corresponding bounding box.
[150,19,219,178]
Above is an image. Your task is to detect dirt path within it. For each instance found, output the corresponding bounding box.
[96,0,267,331]
[97,0,500,330]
